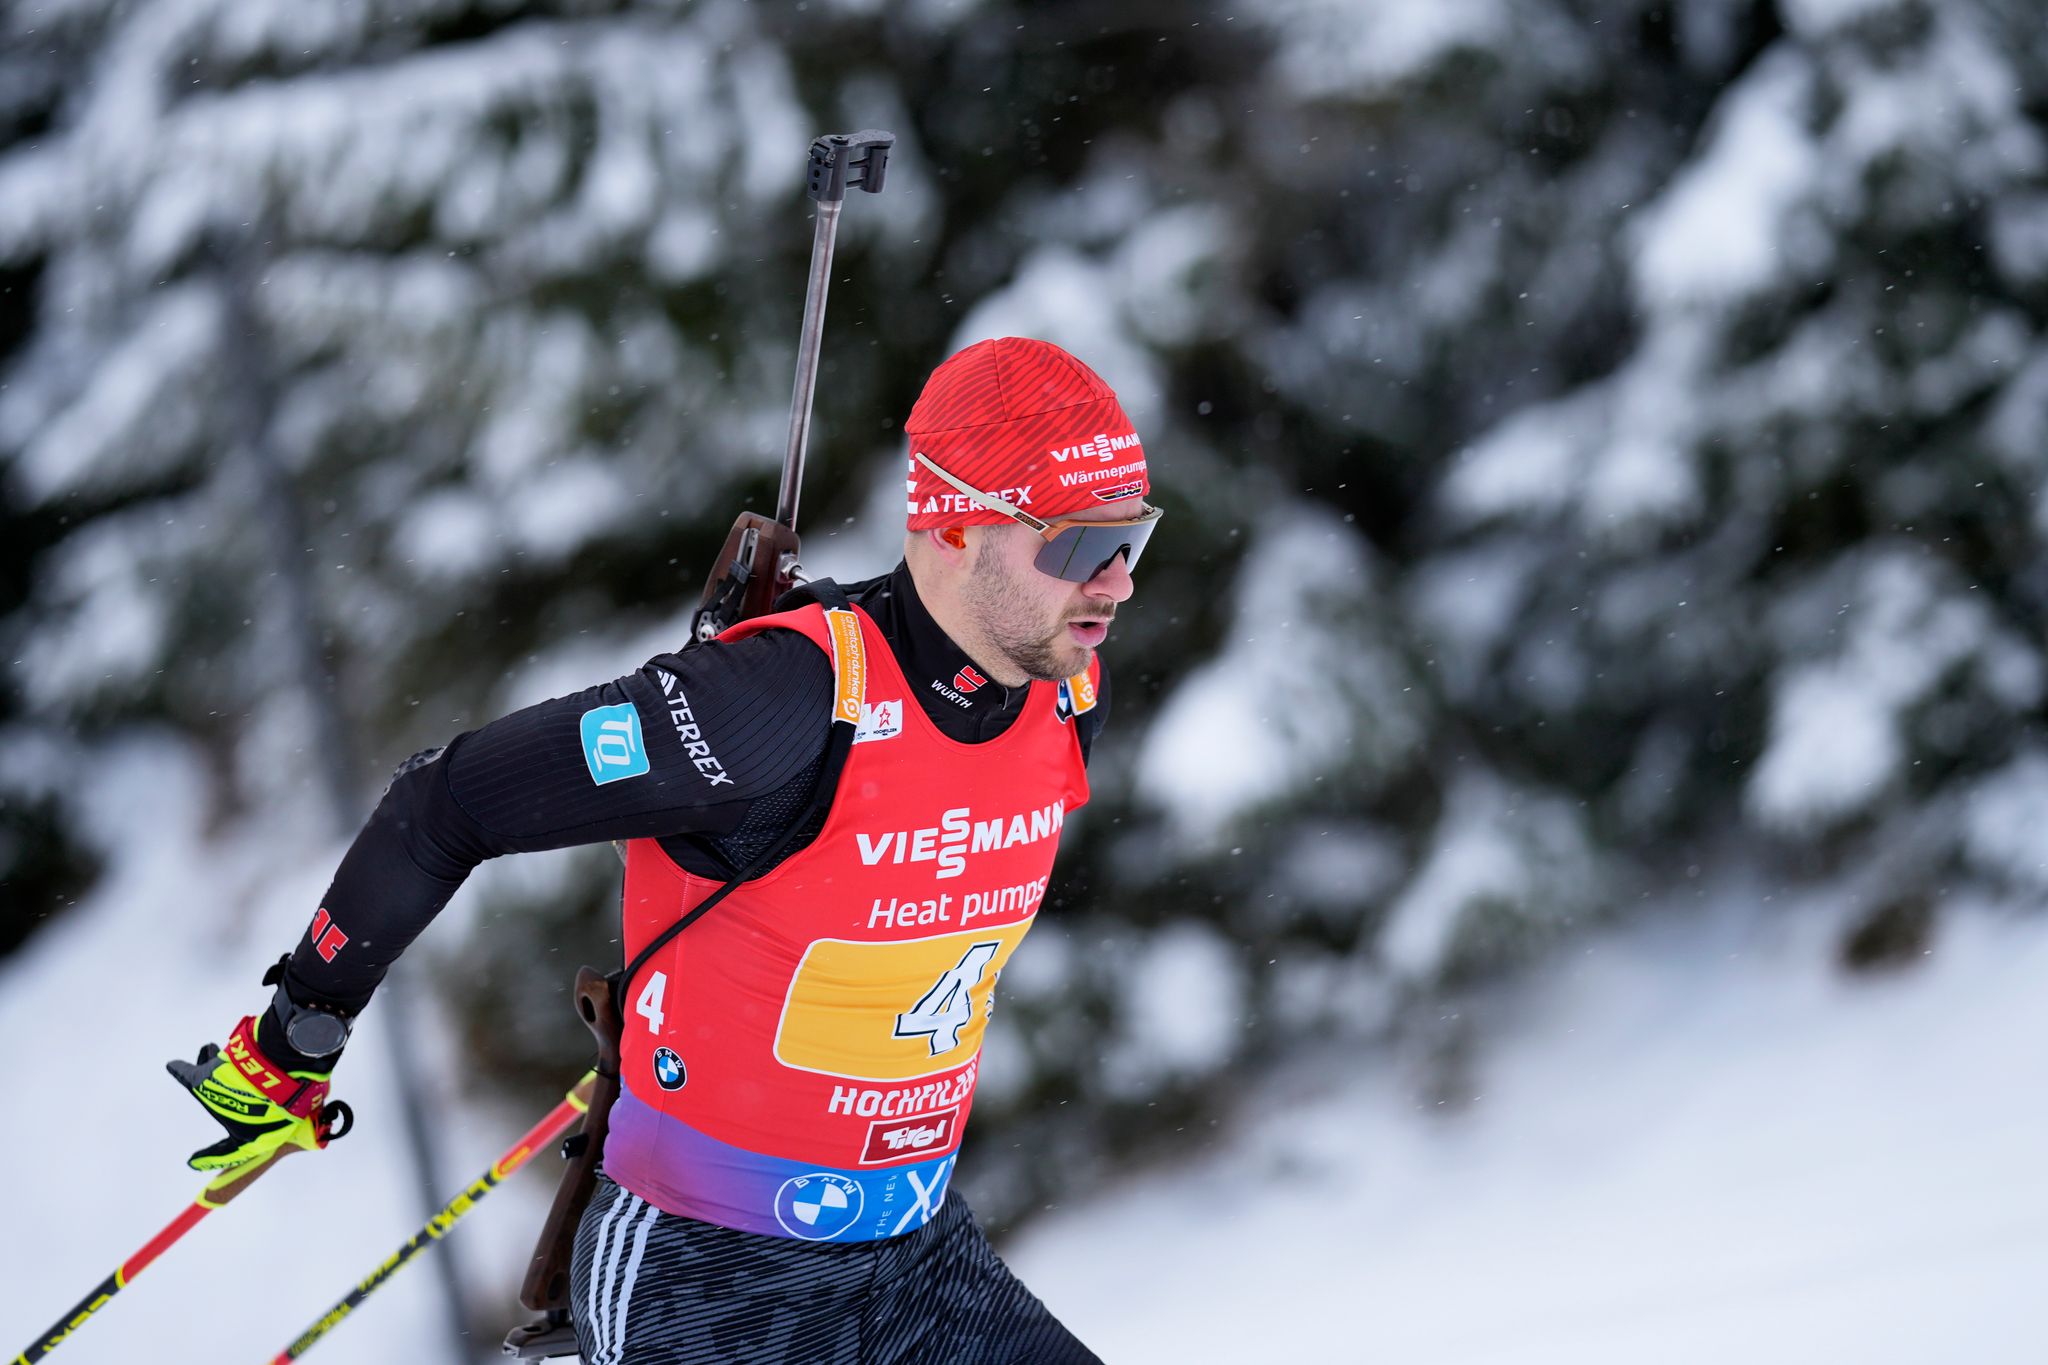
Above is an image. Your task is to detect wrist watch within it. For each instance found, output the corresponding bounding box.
[270,982,354,1060]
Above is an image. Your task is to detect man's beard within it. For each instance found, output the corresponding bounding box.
[960,548,1105,682]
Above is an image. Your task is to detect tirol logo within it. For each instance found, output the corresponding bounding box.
[860,1105,960,1165]
[1049,431,1142,463]
[652,1047,686,1091]
[579,703,649,785]
[774,1172,865,1241]
[855,698,904,745]
[953,666,987,693]
[857,801,1066,880]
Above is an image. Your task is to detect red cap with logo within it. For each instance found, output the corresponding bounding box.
[903,337,1149,530]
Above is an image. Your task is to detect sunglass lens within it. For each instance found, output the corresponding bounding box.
[1035,519,1157,583]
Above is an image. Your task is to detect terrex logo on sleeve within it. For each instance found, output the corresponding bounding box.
[580,703,650,785]
[656,673,733,786]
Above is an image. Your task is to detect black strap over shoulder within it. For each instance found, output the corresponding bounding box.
[612,581,860,1004]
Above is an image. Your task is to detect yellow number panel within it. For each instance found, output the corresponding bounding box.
[774,922,1035,1082]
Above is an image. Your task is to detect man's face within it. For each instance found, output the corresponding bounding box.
[957,503,1141,682]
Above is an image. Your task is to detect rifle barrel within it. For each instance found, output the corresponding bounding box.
[778,198,844,534]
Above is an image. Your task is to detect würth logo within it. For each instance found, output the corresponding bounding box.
[953,666,988,693]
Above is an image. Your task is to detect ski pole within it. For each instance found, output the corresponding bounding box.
[266,1072,596,1364]
[12,1105,348,1365]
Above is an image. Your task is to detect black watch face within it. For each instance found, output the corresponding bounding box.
[287,1010,349,1058]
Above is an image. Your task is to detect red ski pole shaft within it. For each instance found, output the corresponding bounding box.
[266,1072,596,1364]
[12,1145,300,1363]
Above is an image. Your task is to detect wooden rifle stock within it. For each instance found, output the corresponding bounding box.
[515,968,621,1314]
[690,511,803,644]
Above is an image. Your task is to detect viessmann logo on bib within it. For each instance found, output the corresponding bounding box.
[855,801,1066,881]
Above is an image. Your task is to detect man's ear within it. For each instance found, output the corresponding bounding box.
[922,526,970,565]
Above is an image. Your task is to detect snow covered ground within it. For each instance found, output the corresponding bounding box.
[5,747,2044,1364]
[1013,895,2048,1364]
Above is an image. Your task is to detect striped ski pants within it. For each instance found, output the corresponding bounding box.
[570,1172,1103,1363]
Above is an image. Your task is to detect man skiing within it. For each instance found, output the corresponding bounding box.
[168,335,1159,1363]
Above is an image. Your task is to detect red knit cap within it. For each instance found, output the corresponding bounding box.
[903,337,1149,530]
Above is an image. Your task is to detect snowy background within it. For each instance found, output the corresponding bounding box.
[5,0,2048,1360]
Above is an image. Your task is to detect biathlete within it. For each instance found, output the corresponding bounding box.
[169,335,1161,1363]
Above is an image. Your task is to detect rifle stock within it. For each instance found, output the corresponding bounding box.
[516,968,621,1314]
[690,511,803,644]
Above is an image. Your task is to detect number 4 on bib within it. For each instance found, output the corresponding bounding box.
[893,942,1000,1056]
[636,971,668,1034]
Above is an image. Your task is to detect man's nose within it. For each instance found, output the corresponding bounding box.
[1085,550,1136,604]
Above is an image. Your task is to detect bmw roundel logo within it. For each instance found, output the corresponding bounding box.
[651,1047,686,1091]
[773,1172,864,1241]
